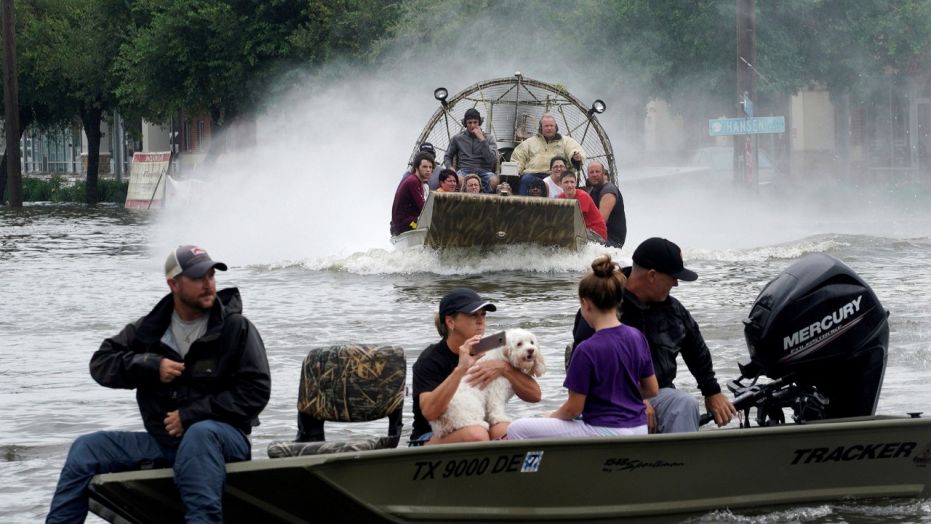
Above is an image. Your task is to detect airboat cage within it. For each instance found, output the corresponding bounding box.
[413,73,617,185]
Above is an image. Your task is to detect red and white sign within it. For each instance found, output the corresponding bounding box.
[125,152,172,209]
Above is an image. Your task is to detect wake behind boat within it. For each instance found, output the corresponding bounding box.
[86,253,931,523]
[392,74,617,251]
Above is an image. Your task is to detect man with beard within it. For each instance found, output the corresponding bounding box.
[47,245,271,523]
[586,160,627,249]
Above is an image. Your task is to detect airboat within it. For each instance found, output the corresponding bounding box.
[87,254,931,523]
[391,73,617,251]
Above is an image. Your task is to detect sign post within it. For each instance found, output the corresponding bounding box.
[709,115,785,190]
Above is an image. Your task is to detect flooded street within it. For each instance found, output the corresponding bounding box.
[2,191,931,522]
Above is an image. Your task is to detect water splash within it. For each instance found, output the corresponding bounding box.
[690,504,833,523]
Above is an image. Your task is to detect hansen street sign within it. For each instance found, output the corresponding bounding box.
[709,116,785,136]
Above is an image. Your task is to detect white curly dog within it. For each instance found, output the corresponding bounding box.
[430,328,546,438]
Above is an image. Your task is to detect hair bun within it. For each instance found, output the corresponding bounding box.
[591,255,617,278]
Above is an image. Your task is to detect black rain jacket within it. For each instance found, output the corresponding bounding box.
[89,288,271,447]
[572,268,721,397]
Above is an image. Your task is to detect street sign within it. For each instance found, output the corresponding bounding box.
[709,116,785,136]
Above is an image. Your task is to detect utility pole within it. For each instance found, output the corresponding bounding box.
[2,0,21,207]
[736,0,757,190]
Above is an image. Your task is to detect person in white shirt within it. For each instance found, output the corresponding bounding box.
[543,156,567,199]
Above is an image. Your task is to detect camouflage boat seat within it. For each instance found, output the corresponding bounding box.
[267,344,406,458]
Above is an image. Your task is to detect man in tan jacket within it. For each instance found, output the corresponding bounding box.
[512,114,585,195]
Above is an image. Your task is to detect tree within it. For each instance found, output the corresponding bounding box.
[0,0,74,204]
[62,0,130,206]
[3,0,131,206]
[115,0,398,164]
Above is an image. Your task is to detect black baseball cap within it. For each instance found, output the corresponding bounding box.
[165,245,228,279]
[632,237,698,281]
[439,288,496,320]
[419,142,436,155]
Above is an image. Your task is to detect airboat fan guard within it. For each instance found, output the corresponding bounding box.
[413,72,616,185]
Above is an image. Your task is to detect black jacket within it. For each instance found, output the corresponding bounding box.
[572,270,721,397]
[90,288,271,447]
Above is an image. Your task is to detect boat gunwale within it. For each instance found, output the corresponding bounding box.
[89,414,931,481]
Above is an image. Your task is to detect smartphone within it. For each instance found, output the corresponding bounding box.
[471,331,506,355]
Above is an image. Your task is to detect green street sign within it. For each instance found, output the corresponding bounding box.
[709,116,785,136]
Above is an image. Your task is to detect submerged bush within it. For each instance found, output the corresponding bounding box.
[22,176,128,204]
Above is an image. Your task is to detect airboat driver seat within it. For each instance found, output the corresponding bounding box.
[267,344,406,458]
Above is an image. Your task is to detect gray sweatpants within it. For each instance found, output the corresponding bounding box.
[651,387,700,433]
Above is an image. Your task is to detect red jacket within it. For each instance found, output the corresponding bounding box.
[560,190,607,240]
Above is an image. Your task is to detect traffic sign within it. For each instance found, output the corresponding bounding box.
[709,116,785,136]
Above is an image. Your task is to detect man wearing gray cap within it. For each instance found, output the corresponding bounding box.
[571,237,736,433]
[411,288,541,445]
[47,245,270,523]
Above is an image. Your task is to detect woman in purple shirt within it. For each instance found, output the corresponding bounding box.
[508,255,658,439]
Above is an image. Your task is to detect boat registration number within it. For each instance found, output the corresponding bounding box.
[412,451,543,481]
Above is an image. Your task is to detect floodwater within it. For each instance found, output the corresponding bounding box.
[2,181,931,523]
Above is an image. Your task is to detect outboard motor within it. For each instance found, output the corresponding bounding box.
[729,253,888,426]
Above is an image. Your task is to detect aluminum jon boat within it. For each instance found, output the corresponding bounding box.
[88,415,931,523]
[88,255,931,522]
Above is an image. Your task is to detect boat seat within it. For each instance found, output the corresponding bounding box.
[267,344,406,458]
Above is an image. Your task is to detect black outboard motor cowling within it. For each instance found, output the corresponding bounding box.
[743,253,888,419]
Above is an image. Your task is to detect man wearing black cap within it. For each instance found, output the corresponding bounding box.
[411,288,541,445]
[444,108,499,193]
[47,245,270,523]
[400,142,443,188]
[571,237,736,433]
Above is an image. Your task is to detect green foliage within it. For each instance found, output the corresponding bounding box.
[9,0,133,205]
[13,0,128,122]
[22,176,127,203]
[379,0,931,116]
[95,178,129,203]
[22,177,53,201]
[288,0,402,63]
[5,0,73,128]
[790,0,931,97]
[114,0,398,127]
[8,0,931,151]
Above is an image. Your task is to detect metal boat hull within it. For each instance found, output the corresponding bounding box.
[392,192,588,251]
[89,416,931,523]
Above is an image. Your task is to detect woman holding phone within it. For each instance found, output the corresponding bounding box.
[508,255,658,439]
